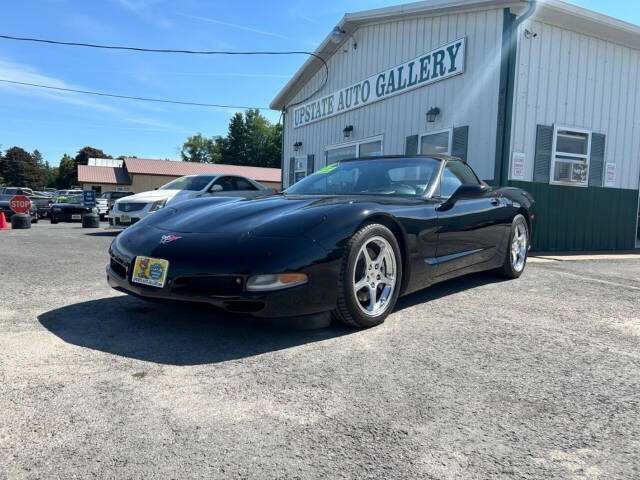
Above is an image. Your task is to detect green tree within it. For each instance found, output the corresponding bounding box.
[57,154,77,188]
[221,113,249,165]
[180,133,221,163]
[32,149,45,169]
[43,162,58,188]
[0,146,44,188]
[74,146,111,167]
[179,109,282,168]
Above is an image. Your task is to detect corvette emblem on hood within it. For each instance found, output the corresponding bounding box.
[160,234,182,244]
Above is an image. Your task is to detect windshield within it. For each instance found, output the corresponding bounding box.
[56,195,83,204]
[159,176,215,191]
[285,157,441,197]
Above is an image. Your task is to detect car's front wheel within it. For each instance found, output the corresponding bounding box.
[333,223,402,328]
[50,215,58,224]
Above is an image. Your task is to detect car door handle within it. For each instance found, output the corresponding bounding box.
[491,198,500,206]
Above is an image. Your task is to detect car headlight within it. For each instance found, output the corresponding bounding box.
[150,199,167,212]
[246,273,308,292]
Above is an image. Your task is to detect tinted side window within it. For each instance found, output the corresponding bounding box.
[440,161,480,197]
[234,178,258,190]
[214,177,237,191]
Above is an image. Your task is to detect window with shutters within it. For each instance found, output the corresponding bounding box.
[324,135,383,165]
[420,129,452,155]
[551,126,591,187]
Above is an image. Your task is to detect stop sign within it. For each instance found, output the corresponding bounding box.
[9,195,31,214]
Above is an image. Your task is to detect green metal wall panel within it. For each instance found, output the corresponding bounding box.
[509,181,639,251]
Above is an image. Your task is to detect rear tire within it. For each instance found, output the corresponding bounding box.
[332,223,402,328]
[496,214,529,279]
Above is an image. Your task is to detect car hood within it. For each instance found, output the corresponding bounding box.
[116,189,194,204]
[147,194,351,236]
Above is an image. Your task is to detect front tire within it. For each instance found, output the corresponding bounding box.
[333,224,402,328]
[50,215,58,224]
[496,214,529,279]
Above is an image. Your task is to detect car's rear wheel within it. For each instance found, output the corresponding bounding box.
[496,214,529,278]
[333,223,402,328]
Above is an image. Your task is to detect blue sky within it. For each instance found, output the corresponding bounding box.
[0,0,636,166]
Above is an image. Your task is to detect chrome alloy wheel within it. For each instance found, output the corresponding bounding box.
[511,219,528,273]
[353,236,397,316]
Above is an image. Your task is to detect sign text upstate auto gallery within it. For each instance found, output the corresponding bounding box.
[293,38,466,128]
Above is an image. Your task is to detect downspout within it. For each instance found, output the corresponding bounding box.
[496,0,537,186]
[280,109,286,191]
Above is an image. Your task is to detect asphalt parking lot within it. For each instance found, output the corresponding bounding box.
[1,223,639,479]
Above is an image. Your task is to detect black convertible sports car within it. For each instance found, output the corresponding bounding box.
[50,195,98,223]
[107,155,535,327]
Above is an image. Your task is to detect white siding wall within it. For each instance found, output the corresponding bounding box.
[510,19,640,190]
[282,9,505,185]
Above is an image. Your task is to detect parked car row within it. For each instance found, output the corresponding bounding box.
[0,187,52,218]
[0,192,39,223]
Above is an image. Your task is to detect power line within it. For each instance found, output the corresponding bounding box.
[0,79,268,109]
[0,33,329,108]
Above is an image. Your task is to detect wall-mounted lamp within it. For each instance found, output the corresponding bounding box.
[343,125,354,138]
[293,141,302,152]
[330,26,346,44]
[426,107,441,123]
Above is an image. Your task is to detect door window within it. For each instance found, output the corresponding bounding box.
[234,177,258,190]
[440,161,480,197]
[213,176,236,191]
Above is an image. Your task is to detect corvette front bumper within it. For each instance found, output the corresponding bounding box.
[106,235,342,318]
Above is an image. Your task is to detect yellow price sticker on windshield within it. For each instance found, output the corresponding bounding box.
[315,163,338,175]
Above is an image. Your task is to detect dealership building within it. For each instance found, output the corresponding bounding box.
[78,157,282,193]
[271,0,640,250]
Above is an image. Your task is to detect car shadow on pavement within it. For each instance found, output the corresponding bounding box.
[84,231,120,237]
[395,272,508,312]
[38,296,354,366]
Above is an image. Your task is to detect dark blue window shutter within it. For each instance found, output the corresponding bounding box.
[306,154,315,176]
[451,126,469,163]
[288,157,295,187]
[405,135,418,155]
[533,125,553,183]
[588,133,606,187]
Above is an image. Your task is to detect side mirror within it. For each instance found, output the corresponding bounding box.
[438,184,487,210]
[210,184,223,192]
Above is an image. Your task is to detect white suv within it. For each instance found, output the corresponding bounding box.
[108,174,272,228]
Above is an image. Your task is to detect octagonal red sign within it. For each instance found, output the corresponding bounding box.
[9,195,31,214]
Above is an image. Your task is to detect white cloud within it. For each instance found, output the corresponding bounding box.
[175,12,289,40]
[123,116,192,134]
[113,0,173,28]
[0,59,121,113]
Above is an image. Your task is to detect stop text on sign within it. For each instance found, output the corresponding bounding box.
[292,38,466,128]
[9,195,31,213]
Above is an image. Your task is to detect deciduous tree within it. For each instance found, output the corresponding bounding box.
[57,154,77,188]
[180,133,221,163]
[74,147,111,167]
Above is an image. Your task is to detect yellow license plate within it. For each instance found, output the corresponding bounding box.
[131,256,169,288]
[120,214,131,223]
[71,214,82,220]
